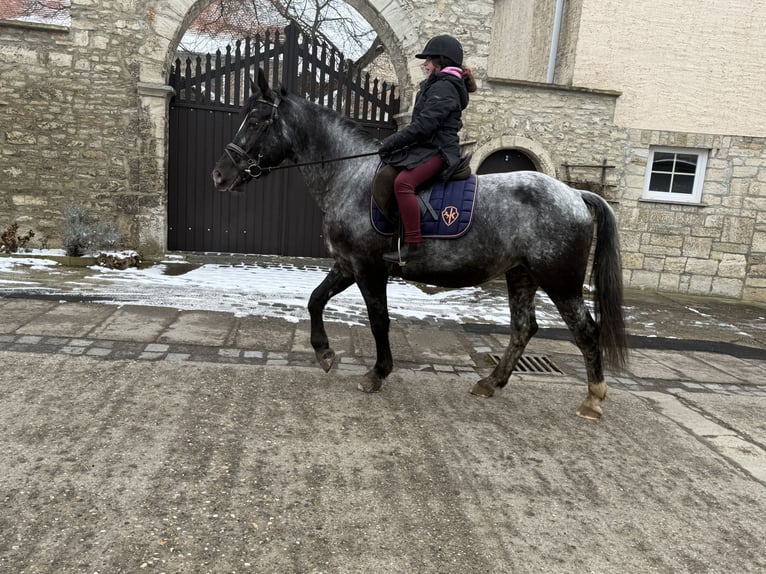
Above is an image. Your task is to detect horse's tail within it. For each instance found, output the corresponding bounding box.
[580,190,629,371]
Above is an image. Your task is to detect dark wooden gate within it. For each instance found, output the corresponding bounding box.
[168,25,400,256]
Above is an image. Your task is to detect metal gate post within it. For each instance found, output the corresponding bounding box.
[282,24,299,93]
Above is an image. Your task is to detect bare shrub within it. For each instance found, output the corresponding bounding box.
[0,222,35,253]
[61,203,123,257]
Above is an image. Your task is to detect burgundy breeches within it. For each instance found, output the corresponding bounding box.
[393,154,445,243]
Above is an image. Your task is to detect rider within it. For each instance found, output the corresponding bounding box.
[378,34,476,265]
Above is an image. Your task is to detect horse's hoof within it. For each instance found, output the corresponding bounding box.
[576,381,607,420]
[470,379,495,398]
[316,349,336,373]
[357,370,383,393]
[576,402,603,420]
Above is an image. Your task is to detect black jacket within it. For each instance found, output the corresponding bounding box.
[379,71,468,180]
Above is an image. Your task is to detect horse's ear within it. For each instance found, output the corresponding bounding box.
[249,76,258,96]
[257,68,270,99]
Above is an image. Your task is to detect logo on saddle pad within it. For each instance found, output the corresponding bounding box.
[442,206,459,227]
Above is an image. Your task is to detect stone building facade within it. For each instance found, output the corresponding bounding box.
[1,0,765,301]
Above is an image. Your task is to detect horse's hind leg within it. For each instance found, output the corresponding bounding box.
[308,263,355,372]
[471,268,538,398]
[551,294,607,420]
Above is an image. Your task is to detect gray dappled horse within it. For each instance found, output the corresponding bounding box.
[212,69,628,419]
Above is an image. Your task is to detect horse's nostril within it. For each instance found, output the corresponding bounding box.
[212,169,222,186]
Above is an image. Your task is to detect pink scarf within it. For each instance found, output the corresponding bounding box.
[441,66,463,79]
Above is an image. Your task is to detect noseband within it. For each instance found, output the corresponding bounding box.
[225,93,282,180]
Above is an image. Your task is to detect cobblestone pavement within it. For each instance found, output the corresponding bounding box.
[1,293,765,399]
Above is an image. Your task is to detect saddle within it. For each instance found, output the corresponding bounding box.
[372,154,473,219]
[370,155,478,239]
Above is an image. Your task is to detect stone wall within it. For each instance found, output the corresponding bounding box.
[0,9,168,254]
[618,131,766,300]
[466,80,624,186]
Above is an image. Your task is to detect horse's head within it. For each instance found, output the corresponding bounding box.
[211,68,293,192]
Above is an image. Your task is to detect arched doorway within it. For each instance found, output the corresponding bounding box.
[477,149,537,174]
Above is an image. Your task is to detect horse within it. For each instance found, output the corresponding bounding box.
[211,68,628,419]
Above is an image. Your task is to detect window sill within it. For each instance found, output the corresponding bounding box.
[639,198,708,207]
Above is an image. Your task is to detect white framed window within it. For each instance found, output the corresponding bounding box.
[642,146,708,204]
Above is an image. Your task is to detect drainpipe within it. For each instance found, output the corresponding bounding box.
[546,0,565,83]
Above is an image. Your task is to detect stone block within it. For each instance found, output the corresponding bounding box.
[711,277,743,298]
[688,275,713,295]
[659,272,680,291]
[12,195,47,207]
[647,210,675,226]
[663,256,687,273]
[744,197,766,213]
[682,236,713,258]
[650,233,684,248]
[717,254,747,278]
[50,53,72,67]
[621,252,644,269]
[742,286,766,303]
[747,263,766,278]
[640,244,681,257]
[643,256,665,272]
[732,166,759,178]
[751,231,766,253]
[712,242,749,255]
[5,131,36,145]
[630,270,660,289]
[685,258,718,275]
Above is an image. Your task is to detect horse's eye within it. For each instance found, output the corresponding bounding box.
[248,112,269,126]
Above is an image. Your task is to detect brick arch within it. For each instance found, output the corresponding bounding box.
[472,136,557,178]
[136,0,419,91]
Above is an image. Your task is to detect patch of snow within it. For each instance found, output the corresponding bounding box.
[0,255,561,326]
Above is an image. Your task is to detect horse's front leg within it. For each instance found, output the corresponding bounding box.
[308,263,355,372]
[354,265,393,393]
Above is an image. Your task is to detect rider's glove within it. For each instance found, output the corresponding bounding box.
[378,132,409,157]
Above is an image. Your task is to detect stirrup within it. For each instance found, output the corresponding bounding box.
[383,237,406,266]
[383,237,418,266]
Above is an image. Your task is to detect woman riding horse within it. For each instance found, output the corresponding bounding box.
[378,35,476,265]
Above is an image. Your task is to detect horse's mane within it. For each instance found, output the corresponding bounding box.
[241,86,377,149]
[323,105,374,141]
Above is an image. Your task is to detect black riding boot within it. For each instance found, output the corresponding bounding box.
[383,242,421,266]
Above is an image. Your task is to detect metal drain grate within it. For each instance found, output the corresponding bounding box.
[488,354,565,375]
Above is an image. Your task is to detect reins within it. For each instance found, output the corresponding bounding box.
[244,150,381,179]
[226,91,381,180]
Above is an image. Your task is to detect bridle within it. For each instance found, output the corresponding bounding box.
[223,91,380,183]
[224,92,282,181]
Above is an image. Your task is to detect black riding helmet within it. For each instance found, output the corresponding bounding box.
[415,35,463,67]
